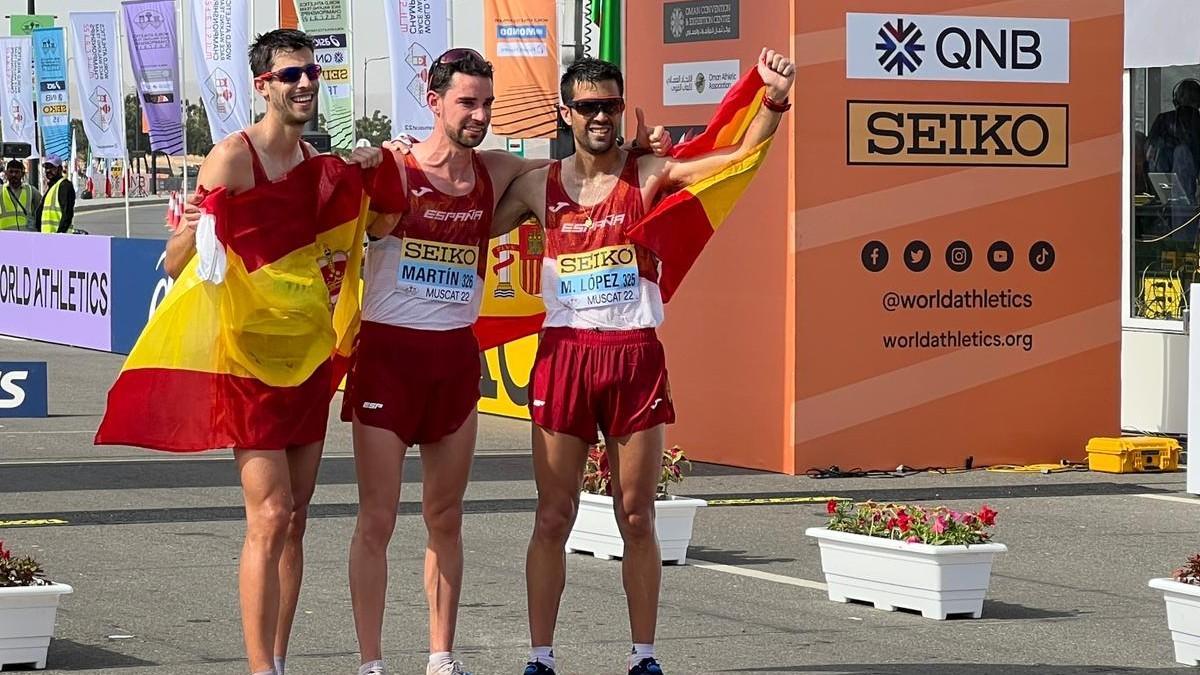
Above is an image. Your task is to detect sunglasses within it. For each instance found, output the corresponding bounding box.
[255,63,322,84]
[433,48,485,68]
[565,98,625,117]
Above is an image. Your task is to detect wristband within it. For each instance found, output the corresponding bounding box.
[763,94,791,113]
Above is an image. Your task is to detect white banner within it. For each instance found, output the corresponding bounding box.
[69,12,128,159]
[385,0,450,138]
[0,37,36,154]
[188,0,251,142]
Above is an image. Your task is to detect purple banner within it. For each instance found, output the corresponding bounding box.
[122,0,184,155]
[0,231,112,351]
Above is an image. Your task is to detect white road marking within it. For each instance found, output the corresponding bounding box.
[1135,493,1200,506]
[687,558,828,592]
[0,335,26,342]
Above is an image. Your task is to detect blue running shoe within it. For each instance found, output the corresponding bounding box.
[523,662,555,675]
[629,657,664,675]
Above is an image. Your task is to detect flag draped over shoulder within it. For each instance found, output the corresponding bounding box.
[95,155,405,452]
[626,67,771,302]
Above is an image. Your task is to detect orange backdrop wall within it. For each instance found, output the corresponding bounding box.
[626,0,1123,474]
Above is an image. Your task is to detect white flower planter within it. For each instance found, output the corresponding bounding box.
[566,493,706,564]
[1150,577,1200,665]
[0,582,73,670]
[805,527,1006,620]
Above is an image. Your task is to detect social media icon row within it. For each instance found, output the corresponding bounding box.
[861,240,1055,273]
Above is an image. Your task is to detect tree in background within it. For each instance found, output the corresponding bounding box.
[71,119,89,158]
[356,110,392,146]
[185,100,214,156]
[124,93,152,157]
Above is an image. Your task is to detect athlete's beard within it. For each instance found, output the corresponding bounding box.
[447,118,488,148]
[574,120,616,154]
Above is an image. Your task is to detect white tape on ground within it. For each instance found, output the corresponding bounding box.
[687,559,828,592]
[1135,493,1200,506]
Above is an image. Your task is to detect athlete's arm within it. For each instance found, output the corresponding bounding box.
[637,48,795,198]
[365,149,408,239]
[165,138,251,279]
[491,167,546,238]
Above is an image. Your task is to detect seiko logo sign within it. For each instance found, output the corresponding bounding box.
[847,101,1069,167]
[846,13,1069,83]
[0,362,47,418]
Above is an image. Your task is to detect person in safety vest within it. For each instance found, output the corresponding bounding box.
[0,160,40,231]
[35,154,76,233]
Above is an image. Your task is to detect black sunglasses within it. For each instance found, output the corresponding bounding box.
[433,48,485,68]
[256,63,322,84]
[566,98,625,117]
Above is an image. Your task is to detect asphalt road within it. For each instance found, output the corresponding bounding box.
[73,203,172,240]
[0,337,1197,674]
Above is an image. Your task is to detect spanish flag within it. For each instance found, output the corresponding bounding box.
[626,67,772,301]
[95,155,405,452]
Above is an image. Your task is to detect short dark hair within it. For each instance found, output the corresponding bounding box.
[6,160,22,171]
[428,49,494,96]
[560,58,623,105]
[248,29,315,77]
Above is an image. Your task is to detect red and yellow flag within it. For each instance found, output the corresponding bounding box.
[95,155,405,452]
[626,67,771,301]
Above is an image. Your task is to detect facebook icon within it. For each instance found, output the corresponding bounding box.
[0,362,49,418]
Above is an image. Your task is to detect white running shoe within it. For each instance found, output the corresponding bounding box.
[426,660,471,675]
[358,661,386,675]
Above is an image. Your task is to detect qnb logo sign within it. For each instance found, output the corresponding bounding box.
[876,18,924,76]
[847,13,1069,83]
[0,362,47,418]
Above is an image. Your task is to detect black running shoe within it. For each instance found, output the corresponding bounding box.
[523,662,555,675]
[629,658,663,675]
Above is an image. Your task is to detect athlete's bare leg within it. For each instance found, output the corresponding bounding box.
[349,415,408,665]
[419,410,478,653]
[273,440,324,662]
[609,424,666,645]
[525,426,590,648]
[235,449,296,673]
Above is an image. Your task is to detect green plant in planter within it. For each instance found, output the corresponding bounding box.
[824,500,998,546]
[582,444,691,499]
[0,540,48,587]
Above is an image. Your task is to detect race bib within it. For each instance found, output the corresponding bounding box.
[555,244,641,309]
[396,237,478,305]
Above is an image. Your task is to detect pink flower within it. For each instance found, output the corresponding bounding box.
[905,536,921,543]
[897,512,911,533]
[955,511,974,524]
[932,516,948,534]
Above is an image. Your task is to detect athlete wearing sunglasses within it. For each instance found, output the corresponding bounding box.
[493,48,796,675]
[165,29,383,675]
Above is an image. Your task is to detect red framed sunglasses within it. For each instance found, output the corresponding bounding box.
[255,63,322,83]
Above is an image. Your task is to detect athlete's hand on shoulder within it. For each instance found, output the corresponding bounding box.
[347,146,383,168]
[634,107,673,157]
[758,48,796,101]
[382,134,418,156]
[177,192,201,233]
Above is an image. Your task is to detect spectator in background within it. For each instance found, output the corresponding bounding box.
[36,155,76,234]
[1147,78,1200,205]
[0,159,41,232]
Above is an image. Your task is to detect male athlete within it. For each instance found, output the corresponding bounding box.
[345,47,667,675]
[164,29,382,675]
[492,50,795,675]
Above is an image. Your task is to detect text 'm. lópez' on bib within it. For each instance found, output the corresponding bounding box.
[555,244,641,310]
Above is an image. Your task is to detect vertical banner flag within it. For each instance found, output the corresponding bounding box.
[69,13,128,160]
[188,0,251,142]
[280,0,300,29]
[296,0,354,151]
[484,0,559,138]
[0,38,36,152]
[384,0,449,139]
[10,15,54,37]
[122,0,185,155]
[32,28,71,161]
[587,0,620,65]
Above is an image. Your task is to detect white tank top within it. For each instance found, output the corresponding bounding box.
[362,152,493,330]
